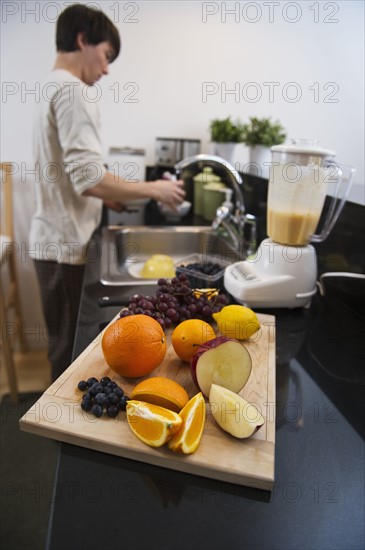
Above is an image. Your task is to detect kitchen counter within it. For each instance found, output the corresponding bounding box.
[46,201,364,550]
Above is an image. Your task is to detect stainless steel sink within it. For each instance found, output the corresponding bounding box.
[100,225,243,286]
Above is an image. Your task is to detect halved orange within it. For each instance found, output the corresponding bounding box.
[130,377,189,413]
[172,319,216,362]
[126,400,182,448]
[168,392,206,454]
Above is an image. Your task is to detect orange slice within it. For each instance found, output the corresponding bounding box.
[130,377,189,413]
[168,392,206,454]
[126,400,182,448]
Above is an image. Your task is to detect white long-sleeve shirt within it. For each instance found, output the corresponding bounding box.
[29,69,106,264]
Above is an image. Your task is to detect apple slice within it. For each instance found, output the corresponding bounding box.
[209,384,265,438]
[190,337,252,398]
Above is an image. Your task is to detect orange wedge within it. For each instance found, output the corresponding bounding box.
[126,400,182,448]
[168,392,206,454]
[130,377,189,413]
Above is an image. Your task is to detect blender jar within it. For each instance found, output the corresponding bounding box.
[267,140,337,246]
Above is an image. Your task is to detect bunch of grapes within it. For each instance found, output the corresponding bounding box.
[119,274,229,330]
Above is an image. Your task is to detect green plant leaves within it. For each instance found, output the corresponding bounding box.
[209,117,245,143]
[209,116,286,146]
[241,117,286,147]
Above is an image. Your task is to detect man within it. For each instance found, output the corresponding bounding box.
[30,4,185,380]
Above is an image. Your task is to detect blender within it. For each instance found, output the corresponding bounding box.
[224,139,356,308]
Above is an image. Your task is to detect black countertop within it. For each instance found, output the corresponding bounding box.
[46,199,365,550]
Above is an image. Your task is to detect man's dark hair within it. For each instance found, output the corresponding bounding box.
[56,4,120,62]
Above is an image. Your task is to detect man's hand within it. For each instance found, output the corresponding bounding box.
[153,179,186,211]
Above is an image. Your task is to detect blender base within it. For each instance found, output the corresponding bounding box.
[224,239,318,309]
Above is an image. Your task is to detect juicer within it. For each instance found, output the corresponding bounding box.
[224,140,356,308]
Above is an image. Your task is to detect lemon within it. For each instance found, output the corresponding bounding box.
[212,305,260,340]
[140,254,175,278]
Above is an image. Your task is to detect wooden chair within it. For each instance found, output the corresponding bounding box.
[0,162,25,401]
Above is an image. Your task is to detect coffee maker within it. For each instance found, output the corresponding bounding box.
[224,140,356,308]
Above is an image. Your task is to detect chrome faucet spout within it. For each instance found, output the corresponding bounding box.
[174,154,244,212]
[175,153,257,255]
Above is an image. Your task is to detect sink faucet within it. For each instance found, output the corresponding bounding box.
[174,154,257,255]
[212,205,257,256]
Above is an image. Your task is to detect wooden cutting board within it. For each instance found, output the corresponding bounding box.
[19,313,276,491]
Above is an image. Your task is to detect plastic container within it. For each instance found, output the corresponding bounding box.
[176,253,230,289]
[193,167,222,216]
[202,182,227,221]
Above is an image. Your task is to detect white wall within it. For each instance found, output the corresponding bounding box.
[1,1,364,346]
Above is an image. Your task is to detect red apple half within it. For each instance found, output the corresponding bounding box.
[190,336,252,397]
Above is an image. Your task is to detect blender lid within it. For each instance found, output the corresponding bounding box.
[271,140,336,157]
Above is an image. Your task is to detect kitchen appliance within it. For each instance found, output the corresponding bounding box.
[155,138,200,167]
[224,140,356,308]
[106,147,147,225]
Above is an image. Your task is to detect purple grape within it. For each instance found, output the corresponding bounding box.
[201,306,212,318]
[120,309,134,318]
[152,311,163,319]
[179,285,191,294]
[166,308,177,319]
[157,318,166,329]
[130,294,142,303]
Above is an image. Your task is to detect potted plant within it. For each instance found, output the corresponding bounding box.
[241,117,287,178]
[209,117,245,163]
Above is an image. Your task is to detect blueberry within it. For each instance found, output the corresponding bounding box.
[94,392,108,406]
[77,380,88,391]
[81,398,92,412]
[113,387,124,398]
[103,386,112,395]
[119,395,130,411]
[107,381,117,389]
[91,404,103,418]
[90,382,103,396]
[85,389,93,400]
[108,393,119,405]
[100,376,111,386]
[87,377,98,388]
[106,404,119,418]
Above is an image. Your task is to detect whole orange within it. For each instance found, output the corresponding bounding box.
[172,319,216,362]
[101,315,167,377]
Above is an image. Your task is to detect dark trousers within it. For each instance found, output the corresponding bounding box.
[33,260,85,381]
